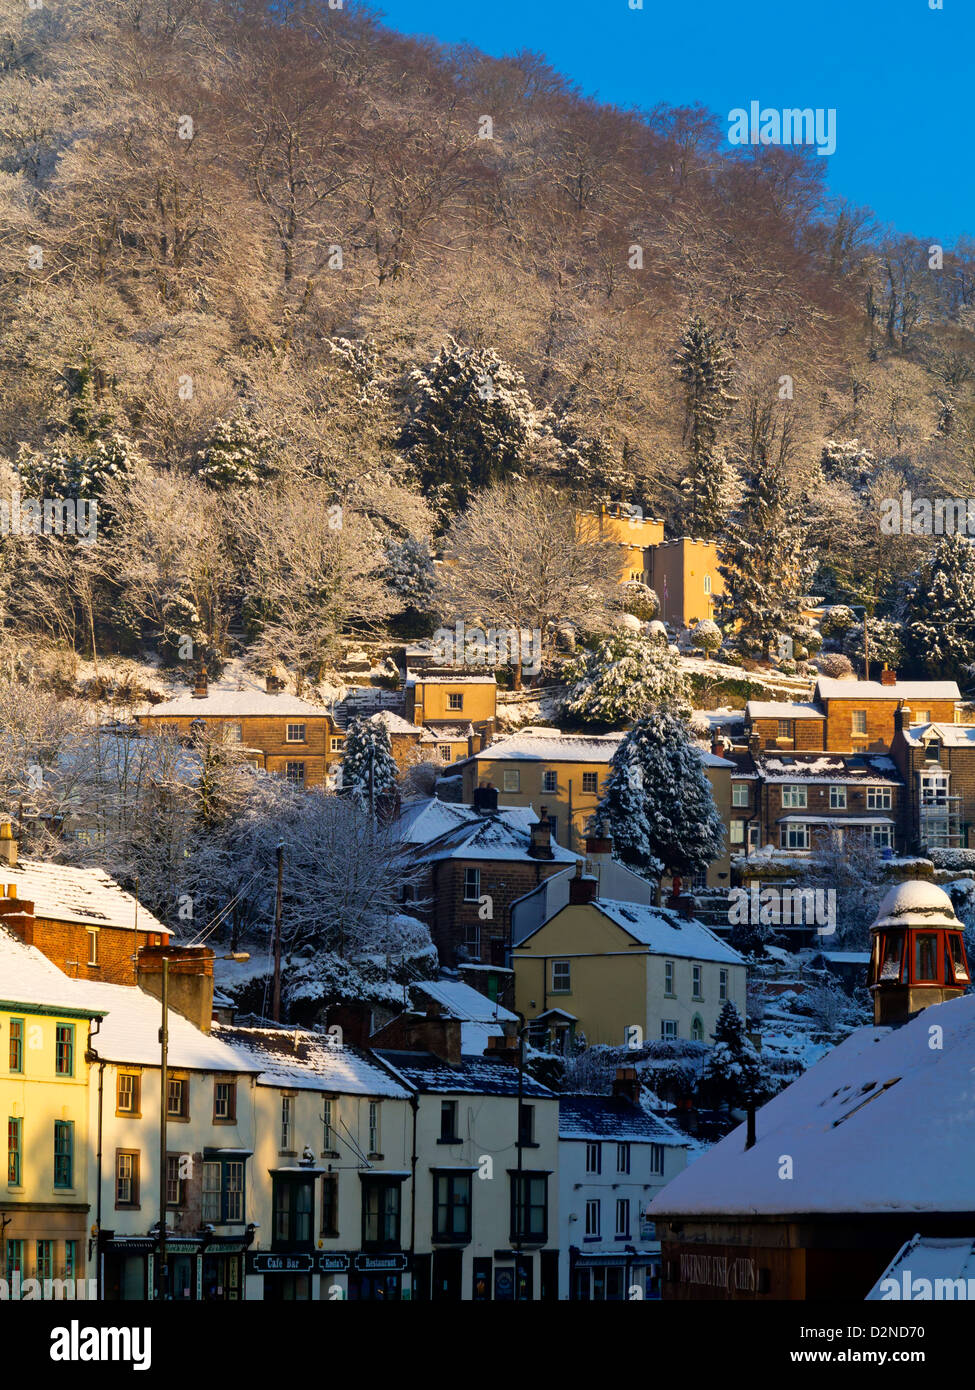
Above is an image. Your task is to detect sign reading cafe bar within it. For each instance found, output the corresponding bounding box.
[247,1252,410,1275]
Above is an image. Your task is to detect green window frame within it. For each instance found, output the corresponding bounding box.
[8,1018,23,1073]
[55,1024,74,1077]
[7,1117,21,1185]
[53,1120,73,1189]
[36,1240,54,1283]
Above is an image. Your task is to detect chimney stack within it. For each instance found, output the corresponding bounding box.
[894,701,913,734]
[569,863,598,905]
[192,662,208,699]
[0,893,34,944]
[528,807,554,859]
[0,821,18,868]
[612,1066,642,1106]
[880,665,897,687]
[473,784,499,816]
[137,945,215,1033]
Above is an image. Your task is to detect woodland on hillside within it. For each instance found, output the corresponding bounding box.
[2,0,975,683]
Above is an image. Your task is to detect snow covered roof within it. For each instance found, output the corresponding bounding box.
[407,674,497,686]
[745,701,825,720]
[559,1095,688,1145]
[0,927,249,1070]
[88,983,256,1071]
[871,880,961,931]
[395,796,541,846]
[0,926,104,1013]
[367,711,425,735]
[866,1236,975,1299]
[475,732,623,764]
[815,677,961,702]
[6,858,170,936]
[758,753,900,784]
[650,993,975,1217]
[700,751,737,768]
[372,1050,555,1097]
[142,689,332,718]
[411,811,578,864]
[901,723,975,747]
[412,980,519,1024]
[523,898,744,966]
[212,1025,408,1096]
[776,814,895,826]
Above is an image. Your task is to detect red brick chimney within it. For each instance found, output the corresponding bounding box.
[611,1066,641,1106]
[192,663,208,699]
[328,1001,375,1047]
[369,1002,463,1063]
[665,889,695,920]
[569,863,598,905]
[880,665,897,687]
[0,890,35,945]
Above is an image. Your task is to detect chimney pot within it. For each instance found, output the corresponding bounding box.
[569,872,598,905]
[881,665,897,687]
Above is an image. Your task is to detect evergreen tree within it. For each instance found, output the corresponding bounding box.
[698,1001,773,1111]
[904,534,975,679]
[382,536,436,615]
[196,414,280,489]
[340,716,400,818]
[561,630,689,727]
[717,409,808,658]
[401,339,549,519]
[595,710,725,881]
[673,316,737,539]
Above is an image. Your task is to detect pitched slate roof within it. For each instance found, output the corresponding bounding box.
[650,993,975,1217]
[372,1049,554,1097]
[212,1025,408,1096]
[524,898,744,966]
[559,1095,688,1145]
[142,688,331,718]
[5,858,170,936]
[815,677,961,702]
[757,752,900,784]
[745,701,825,720]
[475,731,623,763]
[412,812,578,865]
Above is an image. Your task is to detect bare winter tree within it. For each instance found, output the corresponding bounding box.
[438,480,621,686]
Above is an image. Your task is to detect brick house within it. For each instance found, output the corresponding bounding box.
[813,675,960,752]
[138,670,344,790]
[397,791,577,988]
[890,707,975,851]
[726,750,903,856]
[0,824,171,984]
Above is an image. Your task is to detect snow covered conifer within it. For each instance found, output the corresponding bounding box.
[595,710,725,881]
[561,630,689,726]
[904,534,975,679]
[401,339,549,518]
[340,716,400,813]
[382,535,436,615]
[673,316,737,539]
[196,413,279,489]
[717,426,808,657]
[698,1000,772,1109]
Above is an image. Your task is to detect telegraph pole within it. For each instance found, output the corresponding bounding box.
[158,957,168,1300]
[272,841,284,1022]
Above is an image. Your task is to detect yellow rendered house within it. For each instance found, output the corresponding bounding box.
[0,932,102,1297]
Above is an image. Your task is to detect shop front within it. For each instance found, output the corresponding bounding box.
[101,1231,252,1300]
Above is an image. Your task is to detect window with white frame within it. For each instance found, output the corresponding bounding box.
[730,820,745,844]
[585,1142,601,1174]
[829,785,847,809]
[732,782,749,807]
[330,737,343,752]
[920,771,949,803]
[616,1143,630,1175]
[649,1144,665,1176]
[502,769,520,792]
[585,1199,600,1238]
[551,960,571,993]
[463,867,481,901]
[368,1101,381,1155]
[660,1020,678,1040]
[872,824,894,849]
[322,1099,334,1152]
[87,930,98,966]
[866,785,892,810]
[852,710,867,735]
[280,1095,294,1151]
[781,784,807,808]
[719,969,728,1001]
[463,921,480,958]
[781,824,810,850]
[615,1198,630,1238]
[703,575,712,594]
[777,719,794,740]
[448,693,464,711]
[581,771,598,795]
[692,964,703,999]
[664,960,675,996]
[438,745,452,763]
[542,770,557,793]
[286,724,306,743]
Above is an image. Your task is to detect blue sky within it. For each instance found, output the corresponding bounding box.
[373,0,971,245]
